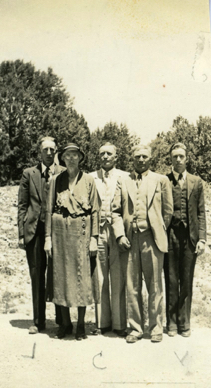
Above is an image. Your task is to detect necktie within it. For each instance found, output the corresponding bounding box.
[178,173,183,187]
[45,167,50,182]
[136,173,142,188]
[103,171,111,222]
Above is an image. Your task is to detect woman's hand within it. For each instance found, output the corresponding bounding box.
[44,236,52,261]
[89,236,98,257]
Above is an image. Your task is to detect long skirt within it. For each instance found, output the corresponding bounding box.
[48,213,98,307]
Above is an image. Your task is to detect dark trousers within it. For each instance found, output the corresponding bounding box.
[164,225,197,332]
[26,221,62,326]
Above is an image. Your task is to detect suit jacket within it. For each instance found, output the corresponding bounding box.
[18,163,65,245]
[167,171,206,247]
[89,168,129,224]
[112,170,173,253]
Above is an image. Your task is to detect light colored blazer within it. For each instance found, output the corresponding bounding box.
[89,168,129,223]
[112,170,173,253]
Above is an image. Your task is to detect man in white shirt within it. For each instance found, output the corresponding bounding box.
[90,142,128,336]
[18,137,65,334]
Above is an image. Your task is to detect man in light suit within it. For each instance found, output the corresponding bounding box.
[164,142,206,337]
[112,144,173,343]
[90,142,128,336]
[18,137,65,334]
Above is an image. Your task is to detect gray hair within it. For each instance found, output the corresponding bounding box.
[40,136,57,148]
[133,144,151,157]
[99,142,117,154]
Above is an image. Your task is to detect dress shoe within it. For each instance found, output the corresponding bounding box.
[90,326,112,335]
[126,334,140,344]
[151,334,163,342]
[168,330,177,337]
[113,329,127,337]
[38,323,46,332]
[180,329,191,337]
[29,325,38,334]
[55,323,73,339]
[75,324,87,341]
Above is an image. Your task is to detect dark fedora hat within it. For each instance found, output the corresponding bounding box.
[58,143,85,165]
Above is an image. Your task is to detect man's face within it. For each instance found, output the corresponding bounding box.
[99,145,117,171]
[171,147,187,173]
[40,139,56,167]
[133,148,151,174]
[62,150,81,168]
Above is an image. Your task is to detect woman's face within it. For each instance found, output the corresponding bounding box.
[62,150,82,168]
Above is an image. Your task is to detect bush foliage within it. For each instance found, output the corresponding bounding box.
[0,60,90,184]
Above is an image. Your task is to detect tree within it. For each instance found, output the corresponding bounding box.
[194,116,211,182]
[0,60,91,184]
[86,122,140,172]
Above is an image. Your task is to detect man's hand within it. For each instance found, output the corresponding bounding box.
[89,236,98,257]
[18,238,25,250]
[44,236,52,260]
[195,240,205,256]
[117,236,131,251]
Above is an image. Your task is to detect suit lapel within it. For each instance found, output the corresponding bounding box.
[110,169,120,201]
[186,172,195,199]
[125,172,136,204]
[31,164,42,201]
[167,171,177,187]
[147,171,158,208]
[93,169,105,200]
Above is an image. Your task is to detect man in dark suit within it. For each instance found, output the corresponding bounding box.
[18,136,65,334]
[112,144,173,343]
[164,142,206,337]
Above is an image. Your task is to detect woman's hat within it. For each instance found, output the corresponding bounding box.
[58,143,85,165]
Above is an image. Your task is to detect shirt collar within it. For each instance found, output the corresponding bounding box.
[102,167,115,179]
[172,168,187,181]
[134,169,149,179]
[41,163,55,175]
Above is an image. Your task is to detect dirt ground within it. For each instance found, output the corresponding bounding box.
[0,309,211,388]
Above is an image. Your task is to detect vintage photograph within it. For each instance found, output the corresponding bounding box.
[0,1,211,387]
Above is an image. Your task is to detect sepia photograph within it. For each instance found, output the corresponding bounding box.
[0,1,211,387]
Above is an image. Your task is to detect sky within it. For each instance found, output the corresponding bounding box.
[0,0,210,143]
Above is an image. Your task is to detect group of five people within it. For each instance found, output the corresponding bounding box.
[17,137,206,342]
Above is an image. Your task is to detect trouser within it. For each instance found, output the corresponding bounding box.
[95,223,127,330]
[127,229,164,337]
[26,221,62,326]
[164,226,197,332]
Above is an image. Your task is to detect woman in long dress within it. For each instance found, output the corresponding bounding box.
[44,143,99,340]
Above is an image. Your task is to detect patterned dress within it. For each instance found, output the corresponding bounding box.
[45,170,99,307]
